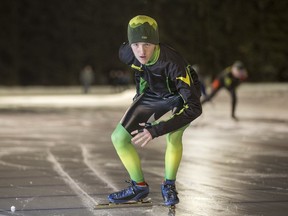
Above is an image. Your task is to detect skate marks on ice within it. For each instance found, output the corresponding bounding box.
[0,145,115,215]
[46,151,99,214]
[0,83,287,215]
[0,114,167,216]
[175,116,288,216]
[0,143,163,216]
[80,144,118,191]
[139,109,288,216]
[0,146,88,215]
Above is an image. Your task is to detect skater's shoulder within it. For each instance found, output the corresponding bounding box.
[119,42,134,65]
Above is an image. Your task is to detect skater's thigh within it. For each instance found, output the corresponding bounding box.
[120,92,182,133]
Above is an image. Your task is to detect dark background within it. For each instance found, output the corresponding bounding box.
[0,0,287,86]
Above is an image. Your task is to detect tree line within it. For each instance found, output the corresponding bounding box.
[0,0,287,85]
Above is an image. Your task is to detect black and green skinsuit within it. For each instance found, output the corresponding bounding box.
[111,42,202,183]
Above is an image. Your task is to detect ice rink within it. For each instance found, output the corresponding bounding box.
[0,83,287,216]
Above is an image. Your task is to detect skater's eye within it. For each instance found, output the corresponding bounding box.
[144,43,150,47]
[131,43,139,48]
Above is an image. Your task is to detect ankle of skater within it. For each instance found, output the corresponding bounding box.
[163,179,176,185]
[134,179,149,187]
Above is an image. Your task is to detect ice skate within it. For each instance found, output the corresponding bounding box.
[108,180,149,204]
[161,181,179,206]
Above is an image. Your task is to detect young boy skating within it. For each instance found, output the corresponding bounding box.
[108,15,202,206]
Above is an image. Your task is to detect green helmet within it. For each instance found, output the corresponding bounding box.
[128,15,159,45]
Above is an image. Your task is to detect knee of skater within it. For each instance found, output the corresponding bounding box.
[166,125,188,147]
[111,128,131,148]
[111,131,119,146]
[166,134,182,147]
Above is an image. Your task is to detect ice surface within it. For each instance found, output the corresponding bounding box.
[0,84,287,216]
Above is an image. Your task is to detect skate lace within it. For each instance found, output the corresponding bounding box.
[113,180,136,198]
[164,184,178,199]
[125,180,133,184]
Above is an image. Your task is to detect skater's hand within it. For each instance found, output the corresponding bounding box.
[131,127,152,148]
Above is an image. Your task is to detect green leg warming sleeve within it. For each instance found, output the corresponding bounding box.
[111,123,144,183]
[164,125,188,180]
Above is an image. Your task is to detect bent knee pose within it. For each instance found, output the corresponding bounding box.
[108,15,202,206]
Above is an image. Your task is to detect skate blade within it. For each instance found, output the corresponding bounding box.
[95,198,152,209]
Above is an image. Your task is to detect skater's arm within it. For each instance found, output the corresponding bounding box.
[147,64,202,138]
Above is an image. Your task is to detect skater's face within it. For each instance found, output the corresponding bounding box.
[131,42,156,65]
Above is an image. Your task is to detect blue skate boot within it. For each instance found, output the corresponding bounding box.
[161,180,179,206]
[108,180,149,203]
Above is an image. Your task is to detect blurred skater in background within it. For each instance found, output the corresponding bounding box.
[80,65,94,94]
[201,61,248,120]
